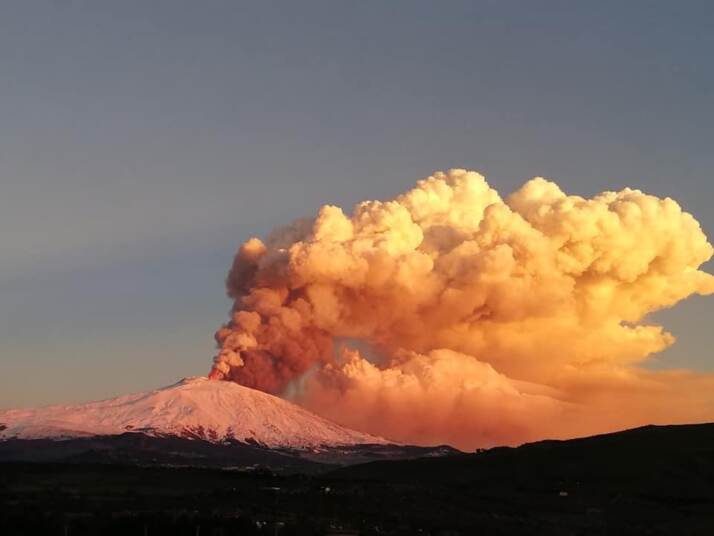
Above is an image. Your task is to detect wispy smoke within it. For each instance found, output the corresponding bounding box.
[210,170,714,449]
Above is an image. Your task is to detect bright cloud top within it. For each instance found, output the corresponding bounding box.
[210,170,714,449]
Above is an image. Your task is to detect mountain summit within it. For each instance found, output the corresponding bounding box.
[0,377,389,449]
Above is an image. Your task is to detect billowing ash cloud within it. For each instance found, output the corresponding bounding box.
[210,170,714,449]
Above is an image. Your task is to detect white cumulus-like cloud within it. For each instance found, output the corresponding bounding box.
[210,169,714,449]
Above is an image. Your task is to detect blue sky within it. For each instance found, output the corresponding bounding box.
[1,1,712,407]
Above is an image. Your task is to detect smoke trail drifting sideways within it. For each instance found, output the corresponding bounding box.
[210,170,714,449]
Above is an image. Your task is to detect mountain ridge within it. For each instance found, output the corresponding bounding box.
[0,376,389,449]
[331,421,714,482]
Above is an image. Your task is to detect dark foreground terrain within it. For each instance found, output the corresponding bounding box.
[0,432,457,471]
[2,423,714,535]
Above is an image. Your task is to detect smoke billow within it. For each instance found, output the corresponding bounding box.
[210,170,714,449]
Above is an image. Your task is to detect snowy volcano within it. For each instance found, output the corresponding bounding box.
[0,377,389,449]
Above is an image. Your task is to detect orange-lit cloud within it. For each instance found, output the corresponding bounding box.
[211,170,714,449]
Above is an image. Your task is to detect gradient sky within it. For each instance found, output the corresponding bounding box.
[1,1,712,408]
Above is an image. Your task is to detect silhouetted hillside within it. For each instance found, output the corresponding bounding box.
[1,423,713,535]
[334,423,714,492]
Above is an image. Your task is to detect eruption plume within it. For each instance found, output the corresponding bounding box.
[211,170,714,449]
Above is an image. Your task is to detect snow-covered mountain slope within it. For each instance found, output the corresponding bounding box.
[0,377,389,449]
